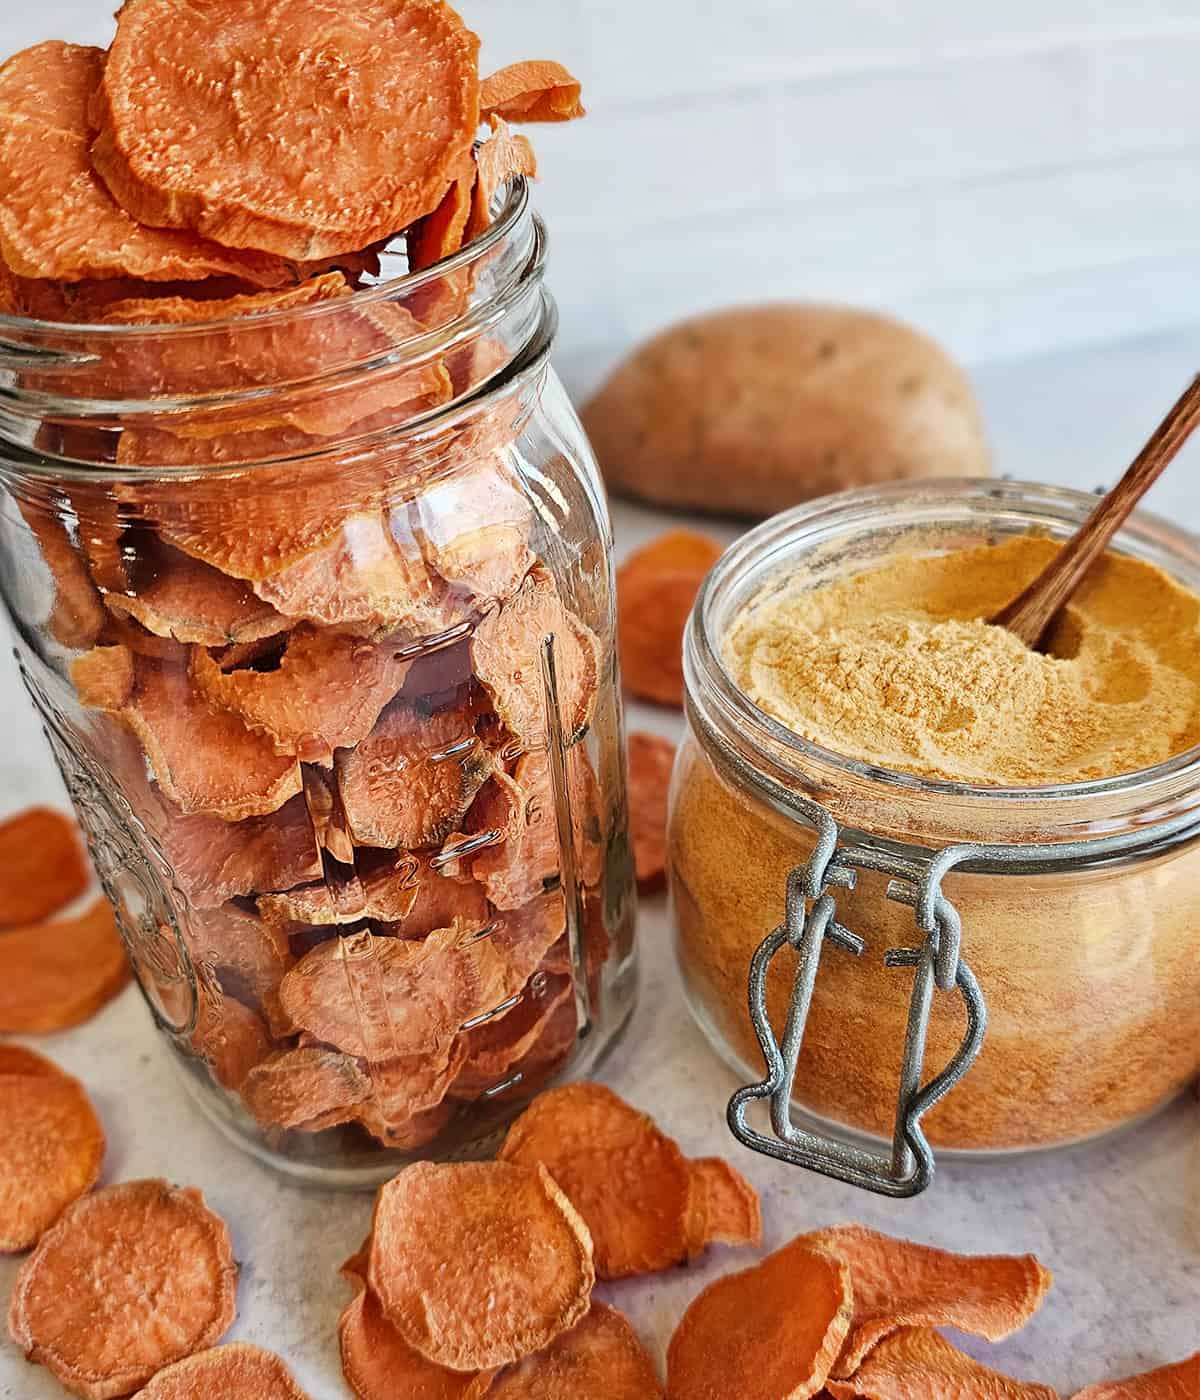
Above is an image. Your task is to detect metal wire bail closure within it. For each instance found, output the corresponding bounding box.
[727,797,988,1198]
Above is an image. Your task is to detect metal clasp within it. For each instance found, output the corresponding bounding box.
[727,800,988,1197]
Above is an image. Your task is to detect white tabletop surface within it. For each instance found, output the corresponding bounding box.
[1,329,1198,1398]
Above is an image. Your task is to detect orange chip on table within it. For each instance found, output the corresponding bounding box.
[684,1156,762,1259]
[0,1065,105,1253]
[627,730,676,893]
[488,1302,662,1398]
[241,1046,373,1133]
[499,1081,692,1279]
[128,1343,313,1399]
[0,1044,63,1077]
[667,1239,853,1400]
[825,1326,1058,1400]
[0,806,89,926]
[0,43,296,286]
[466,117,538,242]
[803,1224,1053,1378]
[0,897,130,1034]
[480,61,585,125]
[617,529,723,707]
[9,1178,238,1400]
[71,644,136,711]
[1071,1353,1200,1400]
[367,1159,594,1372]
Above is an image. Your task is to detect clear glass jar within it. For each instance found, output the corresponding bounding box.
[671,480,1200,1160]
[0,179,637,1186]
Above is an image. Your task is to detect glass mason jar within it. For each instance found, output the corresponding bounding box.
[0,179,637,1186]
[671,480,1200,1182]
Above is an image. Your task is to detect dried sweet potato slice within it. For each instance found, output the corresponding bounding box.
[499,1082,691,1280]
[190,992,273,1093]
[368,1159,594,1371]
[0,806,89,926]
[182,905,295,1022]
[408,157,477,274]
[1071,1353,1200,1400]
[257,854,422,928]
[481,893,569,1005]
[0,43,294,285]
[0,1068,105,1252]
[465,757,558,910]
[71,644,136,710]
[241,1046,372,1132]
[617,530,723,707]
[683,1157,762,1260]
[129,1343,312,1399]
[487,1303,662,1399]
[17,499,107,649]
[381,857,490,940]
[667,1240,853,1400]
[8,1178,238,1399]
[92,0,481,260]
[628,730,675,893]
[0,1045,62,1077]
[472,567,599,748]
[480,61,585,124]
[0,897,131,1034]
[354,1038,467,1147]
[467,117,538,241]
[449,973,573,1100]
[804,1224,1054,1378]
[825,1327,1058,1400]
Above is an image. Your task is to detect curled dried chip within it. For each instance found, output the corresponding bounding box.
[190,992,273,1093]
[480,61,585,124]
[182,904,295,1035]
[408,157,476,273]
[450,974,573,1101]
[467,117,538,241]
[17,499,106,649]
[469,757,558,910]
[130,1343,312,1399]
[803,1224,1054,1378]
[353,1039,467,1147]
[241,1046,372,1132]
[92,0,481,260]
[367,1159,594,1371]
[667,1240,853,1400]
[684,1157,762,1260]
[0,43,295,285]
[382,857,490,940]
[258,854,423,928]
[1071,1353,1200,1400]
[0,1068,105,1252]
[488,1302,662,1399]
[0,897,130,1034]
[0,806,89,926]
[8,1178,238,1399]
[627,730,675,893]
[617,530,723,707]
[499,1082,691,1280]
[472,567,600,748]
[825,1327,1058,1400]
[71,644,135,710]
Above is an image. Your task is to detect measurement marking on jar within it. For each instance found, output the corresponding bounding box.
[460,992,522,1031]
[431,829,503,868]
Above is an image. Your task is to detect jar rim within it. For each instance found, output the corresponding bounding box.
[685,478,1200,845]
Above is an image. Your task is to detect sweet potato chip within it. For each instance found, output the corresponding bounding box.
[0,1044,62,1077]
[628,730,675,893]
[241,1046,372,1132]
[0,1068,105,1252]
[667,1240,853,1400]
[467,117,538,241]
[825,1327,1058,1400]
[123,655,302,820]
[71,644,136,710]
[804,1224,1054,1378]
[0,806,89,926]
[9,1178,238,1399]
[17,499,107,649]
[0,43,294,285]
[499,1081,691,1279]
[183,904,295,1033]
[353,1038,467,1147]
[190,992,273,1093]
[469,756,559,910]
[0,897,130,1034]
[472,568,599,748]
[368,1159,594,1371]
[408,158,476,274]
[381,857,490,940]
[480,61,585,124]
[450,973,572,1100]
[617,530,723,707]
[130,1343,312,1399]
[1071,1353,1200,1400]
[488,1302,662,1399]
[257,854,423,928]
[92,0,481,260]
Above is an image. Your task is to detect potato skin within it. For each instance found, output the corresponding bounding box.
[581,303,991,518]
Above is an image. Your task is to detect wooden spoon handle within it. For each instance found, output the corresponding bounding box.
[992,374,1200,650]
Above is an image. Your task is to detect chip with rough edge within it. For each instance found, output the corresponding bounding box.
[241,1047,373,1133]
[189,992,273,1093]
[16,498,107,650]
[466,117,538,242]
[803,1224,1054,1378]
[129,1343,313,1399]
[378,857,490,941]
[471,568,600,748]
[0,807,89,927]
[487,1302,662,1399]
[628,730,675,893]
[8,1178,238,1400]
[0,1045,62,1077]
[1070,1353,1200,1400]
[353,1039,468,1147]
[0,1069,105,1253]
[683,1157,762,1261]
[181,904,295,1035]
[256,854,422,929]
[483,893,569,1006]
[617,529,724,708]
[825,1327,1058,1400]
[71,644,135,711]
[449,973,572,1101]
[667,1240,854,1400]
[0,897,131,1035]
[0,43,296,286]
[367,1159,594,1372]
[189,628,413,761]
[467,759,557,910]
[499,1082,692,1280]
[480,61,585,124]
[91,0,480,260]
[407,155,476,274]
